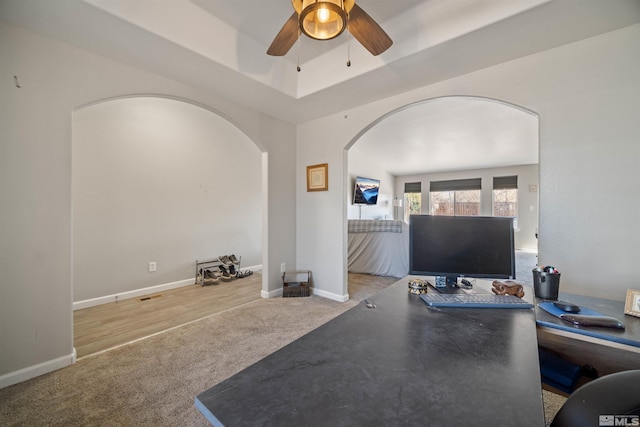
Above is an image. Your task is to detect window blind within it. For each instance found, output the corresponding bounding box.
[430,178,481,192]
[493,175,518,189]
[404,182,421,193]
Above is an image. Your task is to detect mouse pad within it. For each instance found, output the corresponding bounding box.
[538,302,603,318]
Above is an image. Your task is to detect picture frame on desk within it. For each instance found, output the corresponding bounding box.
[624,289,640,317]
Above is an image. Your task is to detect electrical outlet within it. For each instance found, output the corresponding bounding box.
[280,262,286,273]
[149,262,157,272]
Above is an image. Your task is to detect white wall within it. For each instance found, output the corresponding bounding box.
[0,22,296,387]
[297,24,640,302]
[2,18,639,390]
[73,97,262,302]
[395,164,539,251]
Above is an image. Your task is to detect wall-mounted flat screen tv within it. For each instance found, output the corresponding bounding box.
[410,215,515,283]
[353,176,380,205]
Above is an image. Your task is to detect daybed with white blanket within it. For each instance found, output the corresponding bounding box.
[347,220,410,278]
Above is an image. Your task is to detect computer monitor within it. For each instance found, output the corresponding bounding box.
[409,215,515,284]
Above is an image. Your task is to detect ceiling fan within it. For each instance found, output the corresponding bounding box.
[267,0,393,57]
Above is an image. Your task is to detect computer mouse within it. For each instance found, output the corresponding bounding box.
[553,301,580,313]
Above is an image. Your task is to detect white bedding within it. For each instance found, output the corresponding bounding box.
[347,220,410,278]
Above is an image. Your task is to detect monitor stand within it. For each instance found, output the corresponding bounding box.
[428,276,491,295]
[428,281,465,295]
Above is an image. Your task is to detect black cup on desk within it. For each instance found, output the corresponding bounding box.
[532,269,561,300]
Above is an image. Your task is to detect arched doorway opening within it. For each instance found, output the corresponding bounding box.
[345,96,539,297]
[71,96,264,356]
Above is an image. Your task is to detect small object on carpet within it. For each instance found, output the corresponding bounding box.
[283,284,310,297]
[282,271,311,298]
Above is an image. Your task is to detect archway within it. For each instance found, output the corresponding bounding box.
[344,96,539,296]
[71,96,264,354]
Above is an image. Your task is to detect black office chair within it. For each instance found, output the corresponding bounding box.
[551,370,640,427]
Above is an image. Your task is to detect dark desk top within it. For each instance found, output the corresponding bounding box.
[535,292,640,349]
[196,278,545,426]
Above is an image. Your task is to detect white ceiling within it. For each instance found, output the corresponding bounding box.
[1,0,639,175]
[357,97,539,176]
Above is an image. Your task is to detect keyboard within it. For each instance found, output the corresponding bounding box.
[420,293,533,309]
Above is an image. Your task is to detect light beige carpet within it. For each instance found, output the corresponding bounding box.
[0,275,565,426]
[1,296,360,426]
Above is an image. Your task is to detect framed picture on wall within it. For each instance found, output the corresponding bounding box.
[306,163,328,192]
[624,289,640,318]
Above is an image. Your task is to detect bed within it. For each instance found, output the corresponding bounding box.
[347,219,410,278]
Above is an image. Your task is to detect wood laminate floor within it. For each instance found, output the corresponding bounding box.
[73,272,399,359]
[74,273,263,358]
[75,260,539,360]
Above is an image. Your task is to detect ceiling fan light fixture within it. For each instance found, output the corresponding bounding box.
[269,1,390,57]
[297,0,347,40]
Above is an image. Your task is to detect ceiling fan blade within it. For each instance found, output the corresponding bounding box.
[348,4,393,56]
[267,12,299,56]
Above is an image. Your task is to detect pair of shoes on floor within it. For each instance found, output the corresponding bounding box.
[236,270,253,279]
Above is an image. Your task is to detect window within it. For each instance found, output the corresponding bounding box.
[403,182,421,223]
[493,175,518,226]
[493,189,518,216]
[429,178,481,216]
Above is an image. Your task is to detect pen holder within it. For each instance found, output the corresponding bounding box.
[533,269,561,300]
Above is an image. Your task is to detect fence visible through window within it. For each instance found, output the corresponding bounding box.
[404,193,421,223]
[493,188,518,218]
[430,190,480,216]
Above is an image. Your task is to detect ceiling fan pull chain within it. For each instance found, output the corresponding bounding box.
[346,9,351,67]
[297,31,301,72]
[347,20,351,67]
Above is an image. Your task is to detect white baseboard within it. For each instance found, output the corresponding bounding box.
[73,264,263,310]
[0,349,76,389]
[308,287,349,302]
[260,284,347,302]
[261,287,282,298]
[73,278,194,310]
